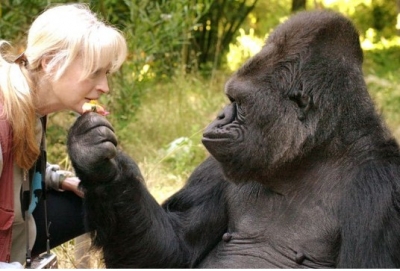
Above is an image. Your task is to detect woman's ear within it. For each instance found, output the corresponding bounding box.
[40,55,53,73]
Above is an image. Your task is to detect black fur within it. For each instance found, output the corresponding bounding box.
[67,10,400,268]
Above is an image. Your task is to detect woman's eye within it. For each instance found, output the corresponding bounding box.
[91,69,109,77]
[90,70,100,77]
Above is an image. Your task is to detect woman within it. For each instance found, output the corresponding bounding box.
[0,3,127,268]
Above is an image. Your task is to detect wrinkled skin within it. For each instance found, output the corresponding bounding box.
[67,10,400,268]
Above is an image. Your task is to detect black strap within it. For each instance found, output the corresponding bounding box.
[25,116,49,268]
[39,116,52,256]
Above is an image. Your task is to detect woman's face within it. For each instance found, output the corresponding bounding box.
[36,55,110,115]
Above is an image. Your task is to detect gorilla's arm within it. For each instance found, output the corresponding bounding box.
[337,156,400,268]
[67,113,229,268]
[161,156,229,266]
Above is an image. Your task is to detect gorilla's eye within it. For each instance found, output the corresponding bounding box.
[226,94,245,121]
[236,102,245,122]
[293,93,310,108]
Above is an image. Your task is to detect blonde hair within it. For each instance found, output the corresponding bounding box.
[0,3,127,169]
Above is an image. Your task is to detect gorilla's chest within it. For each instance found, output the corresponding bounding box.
[199,184,338,268]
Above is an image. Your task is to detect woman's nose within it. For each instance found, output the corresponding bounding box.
[98,76,110,93]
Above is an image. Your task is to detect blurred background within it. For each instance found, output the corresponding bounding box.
[1,0,400,268]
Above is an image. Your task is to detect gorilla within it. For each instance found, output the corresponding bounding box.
[67,10,400,268]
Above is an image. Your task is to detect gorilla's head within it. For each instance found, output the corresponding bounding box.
[202,10,377,184]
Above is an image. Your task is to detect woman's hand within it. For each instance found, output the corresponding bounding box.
[60,176,84,198]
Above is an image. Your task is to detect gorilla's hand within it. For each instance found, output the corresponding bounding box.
[67,113,118,184]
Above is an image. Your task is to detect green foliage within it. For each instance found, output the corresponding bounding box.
[241,0,291,37]
[367,73,400,133]
[91,0,211,74]
[95,0,258,75]
[0,0,53,45]
[160,137,205,176]
[225,28,265,71]
[323,0,397,38]
[192,0,258,72]
[363,44,400,134]
[364,46,400,77]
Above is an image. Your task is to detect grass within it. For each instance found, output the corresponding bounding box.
[113,72,229,202]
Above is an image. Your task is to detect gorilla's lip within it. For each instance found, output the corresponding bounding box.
[202,131,233,140]
[202,131,242,143]
[201,136,231,143]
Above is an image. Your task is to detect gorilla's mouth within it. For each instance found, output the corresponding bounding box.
[202,127,242,141]
[202,131,230,140]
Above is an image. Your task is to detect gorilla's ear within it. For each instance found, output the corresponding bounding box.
[289,84,312,121]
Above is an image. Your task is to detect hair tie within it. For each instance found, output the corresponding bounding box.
[14,53,28,67]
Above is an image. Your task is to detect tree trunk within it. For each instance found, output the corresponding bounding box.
[397,0,400,35]
[292,0,306,12]
[192,0,258,71]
